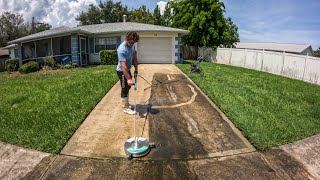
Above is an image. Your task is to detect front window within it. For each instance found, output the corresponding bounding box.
[95,37,117,53]
[23,42,35,60]
[52,36,71,55]
[36,39,51,57]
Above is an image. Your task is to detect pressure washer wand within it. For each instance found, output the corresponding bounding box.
[133,71,138,149]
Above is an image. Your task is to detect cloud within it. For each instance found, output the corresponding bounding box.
[0,0,97,28]
[157,1,167,15]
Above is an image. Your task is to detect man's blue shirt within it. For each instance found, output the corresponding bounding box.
[116,42,133,72]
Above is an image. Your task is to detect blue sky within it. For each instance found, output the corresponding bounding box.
[109,0,320,49]
[1,0,318,49]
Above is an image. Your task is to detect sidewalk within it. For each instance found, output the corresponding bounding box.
[0,64,319,179]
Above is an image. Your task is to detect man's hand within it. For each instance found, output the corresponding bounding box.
[127,79,134,86]
[134,70,138,79]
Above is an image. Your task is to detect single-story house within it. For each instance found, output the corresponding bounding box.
[0,48,9,58]
[0,48,10,71]
[234,42,314,56]
[1,44,19,59]
[7,22,188,67]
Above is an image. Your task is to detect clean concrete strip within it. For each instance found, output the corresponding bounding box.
[281,134,320,179]
[0,142,50,180]
[61,65,182,158]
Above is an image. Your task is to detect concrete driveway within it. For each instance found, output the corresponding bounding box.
[61,64,254,159]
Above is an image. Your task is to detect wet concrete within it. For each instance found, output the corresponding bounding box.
[23,150,312,180]
[148,73,252,160]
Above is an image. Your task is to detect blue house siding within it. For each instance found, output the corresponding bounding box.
[175,33,182,64]
[71,35,79,66]
[89,37,94,54]
[18,46,23,67]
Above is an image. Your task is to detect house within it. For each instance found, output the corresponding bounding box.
[0,49,9,58]
[0,48,10,71]
[1,44,19,59]
[234,42,314,56]
[7,22,188,67]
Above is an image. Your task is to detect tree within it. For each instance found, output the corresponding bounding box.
[154,2,172,26]
[153,5,164,25]
[130,5,154,24]
[162,3,172,26]
[75,1,130,25]
[314,47,320,57]
[170,0,239,55]
[0,12,28,47]
[221,17,239,48]
[33,23,51,33]
[76,4,102,25]
[0,12,52,47]
[99,1,130,23]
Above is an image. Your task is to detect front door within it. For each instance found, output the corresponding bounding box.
[80,38,87,65]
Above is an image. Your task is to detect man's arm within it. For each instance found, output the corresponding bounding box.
[120,61,133,86]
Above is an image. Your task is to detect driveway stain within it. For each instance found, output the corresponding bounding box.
[147,73,251,160]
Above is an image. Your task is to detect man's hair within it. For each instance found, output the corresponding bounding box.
[126,31,139,42]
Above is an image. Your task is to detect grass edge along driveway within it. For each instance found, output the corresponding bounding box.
[177,61,320,150]
[0,66,118,154]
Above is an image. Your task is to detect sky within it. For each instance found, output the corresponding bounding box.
[0,0,319,49]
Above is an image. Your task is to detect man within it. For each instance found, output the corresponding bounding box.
[116,31,139,115]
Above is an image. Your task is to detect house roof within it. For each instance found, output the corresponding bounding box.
[8,26,89,44]
[0,49,9,56]
[234,42,313,54]
[1,44,19,49]
[9,22,188,44]
[77,22,189,34]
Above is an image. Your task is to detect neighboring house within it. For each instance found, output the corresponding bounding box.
[0,48,10,71]
[8,22,188,67]
[234,42,314,56]
[0,49,9,58]
[1,44,19,59]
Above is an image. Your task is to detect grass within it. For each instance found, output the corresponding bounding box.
[177,60,320,150]
[0,66,118,153]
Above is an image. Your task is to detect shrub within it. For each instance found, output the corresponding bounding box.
[100,50,117,65]
[5,58,19,72]
[18,61,39,74]
[44,56,55,69]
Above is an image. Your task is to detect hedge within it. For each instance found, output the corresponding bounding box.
[100,50,117,65]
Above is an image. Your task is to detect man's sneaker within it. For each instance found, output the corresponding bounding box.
[123,108,136,115]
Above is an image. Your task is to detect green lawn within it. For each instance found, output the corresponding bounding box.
[177,61,320,149]
[0,66,118,153]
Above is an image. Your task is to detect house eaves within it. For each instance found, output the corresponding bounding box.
[76,22,189,35]
[8,22,189,44]
[1,44,19,49]
[8,26,91,44]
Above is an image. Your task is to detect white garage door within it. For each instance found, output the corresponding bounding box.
[138,37,172,64]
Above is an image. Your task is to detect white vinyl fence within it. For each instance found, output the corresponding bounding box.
[199,47,320,85]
